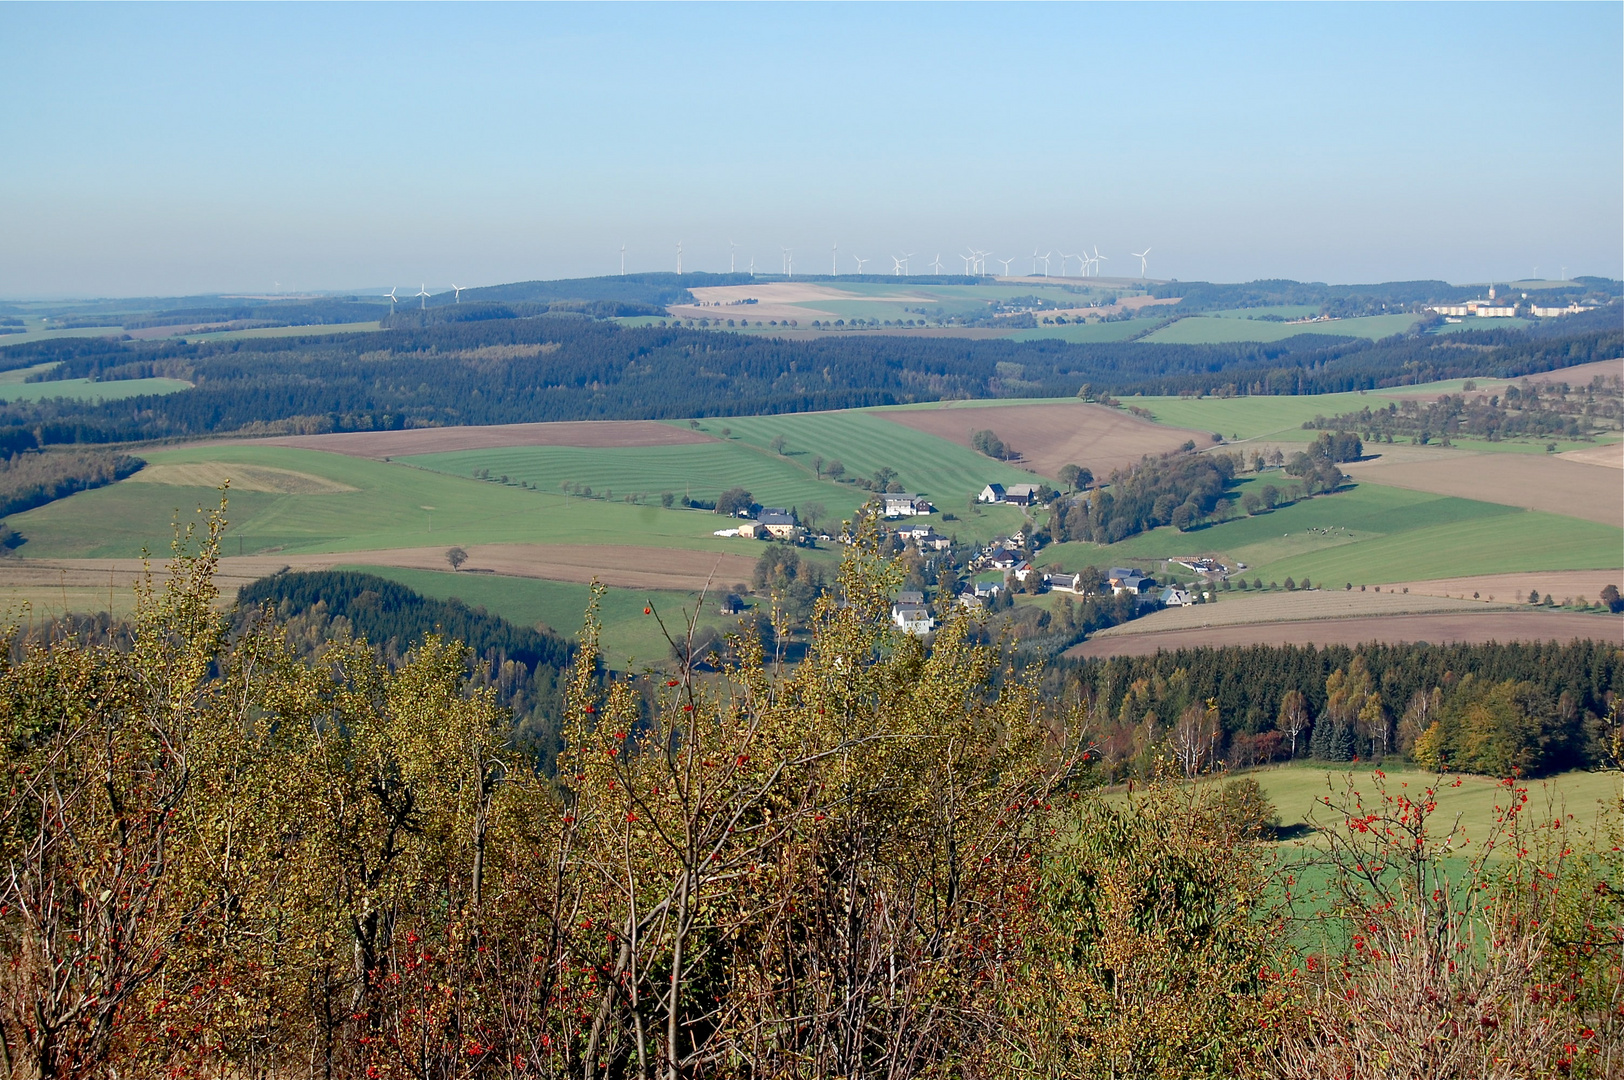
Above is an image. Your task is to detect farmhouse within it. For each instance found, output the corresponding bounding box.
[891,602,936,636]
[978,484,1006,504]
[1004,483,1041,507]
[1012,561,1037,583]
[1045,571,1085,594]
[756,509,800,540]
[973,580,1002,599]
[1108,567,1156,595]
[986,548,1021,571]
[1159,585,1195,607]
[883,493,934,517]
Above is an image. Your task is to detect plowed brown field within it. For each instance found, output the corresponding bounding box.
[1385,570,1624,605]
[879,402,1206,480]
[235,421,716,458]
[1341,450,1623,525]
[1066,611,1622,658]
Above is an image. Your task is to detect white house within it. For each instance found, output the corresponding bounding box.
[978,484,1006,504]
[1159,585,1195,607]
[891,602,936,636]
[1045,572,1085,594]
[1012,561,1037,583]
[883,493,934,517]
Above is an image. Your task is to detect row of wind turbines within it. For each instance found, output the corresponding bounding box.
[384,283,468,312]
[627,243,1154,280]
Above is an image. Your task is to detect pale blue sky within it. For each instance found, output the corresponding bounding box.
[2,2,1619,297]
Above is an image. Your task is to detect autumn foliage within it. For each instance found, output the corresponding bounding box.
[0,505,1618,1079]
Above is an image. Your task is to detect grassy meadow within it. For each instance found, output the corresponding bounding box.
[1039,476,1624,586]
[0,361,192,403]
[337,565,743,670]
[5,444,759,560]
[1143,313,1423,344]
[1007,320,1151,343]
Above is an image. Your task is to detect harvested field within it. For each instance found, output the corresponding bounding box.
[878,401,1205,480]
[1559,442,1623,469]
[1384,569,1624,606]
[1342,450,1622,525]
[128,462,357,494]
[239,421,717,459]
[1066,611,1622,659]
[1086,589,1507,638]
[1522,357,1624,387]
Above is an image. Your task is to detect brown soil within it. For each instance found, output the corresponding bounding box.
[878,402,1208,480]
[1558,443,1623,469]
[233,421,716,459]
[1341,450,1623,525]
[1520,358,1624,386]
[1065,611,1622,659]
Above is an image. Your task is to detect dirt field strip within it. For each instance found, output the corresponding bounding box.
[1384,569,1624,606]
[1341,450,1623,526]
[877,401,1207,480]
[1066,611,1623,659]
[228,420,718,458]
[1086,589,1509,639]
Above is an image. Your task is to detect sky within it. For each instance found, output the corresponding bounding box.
[2,2,1619,298]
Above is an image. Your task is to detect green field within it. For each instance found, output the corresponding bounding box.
[1007,320,1150,343]
[401,441,867,523]
[7,444,759,560]
[681,411,1036,538]
[1121,385,1619,455]
[1038,476,1624,585]
[0,362,192,403]
[1249,763,1621,855]
[1201,305,1321,321]
[336,565,739,670]
[1143,313,1423,344]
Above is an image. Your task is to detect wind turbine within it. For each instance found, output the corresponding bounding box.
[853,255,869,274]
[729,240,737,274]
[620,244,627,276]
[749,254,757,276]
[416,283,430,309]
[451,284,464,303]
[900,252,914,274]
[781,248,793,277]
[1038,252,1052,277]
[891,255,905,276]
[1059,252,1078,277]
[930,254,944,274]
[676,241,683,275]
[1131,248,1151,278]
[1093,246,1108,277]
[961,252,975,274]
[1031,249,1041,276]
[386,287,397,313]
[996,257,1014,276]
[832,242,838,277]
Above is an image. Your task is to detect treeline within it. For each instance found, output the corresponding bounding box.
[1150,276,1622,316]
[238,570,576,765]
[1306,377,1622,443]
[0,311,1618,446]
[1057,638,1623,778]
[0,448,144,519]
[1050,451,1240,543]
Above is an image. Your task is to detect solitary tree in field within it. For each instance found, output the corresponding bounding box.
[770,435,788,455]
[825,460,845,481]
[446,546,468,572]
[812,454,825,479]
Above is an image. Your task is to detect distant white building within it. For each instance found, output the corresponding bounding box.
[891,602,936,636]
[978,483,1006,504]
[1530,303,1597,318]
[1045,572,1085,594]
[1159,585,1195,607]
[883,493,934,517]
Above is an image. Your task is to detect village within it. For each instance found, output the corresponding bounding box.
[707,478,1229,637]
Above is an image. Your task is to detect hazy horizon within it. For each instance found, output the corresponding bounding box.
[3,2,1619,298]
